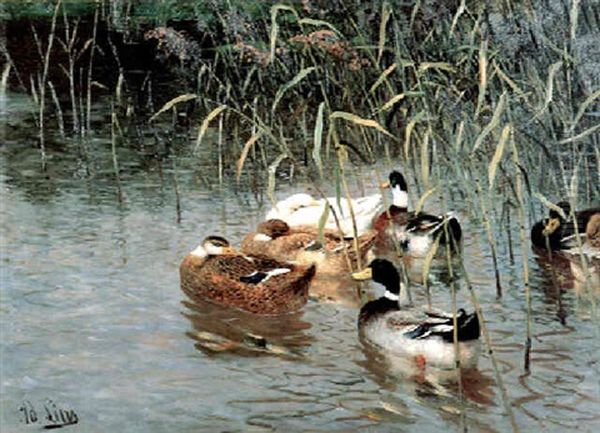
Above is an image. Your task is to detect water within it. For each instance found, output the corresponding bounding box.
[1,93,600,432]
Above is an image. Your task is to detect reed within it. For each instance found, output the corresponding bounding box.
[36,0,62,171]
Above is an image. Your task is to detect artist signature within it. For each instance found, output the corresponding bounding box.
[19,399,78,429]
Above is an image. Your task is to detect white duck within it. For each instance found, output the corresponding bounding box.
[266,192,383,237]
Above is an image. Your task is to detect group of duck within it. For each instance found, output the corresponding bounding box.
[180,169,600,369]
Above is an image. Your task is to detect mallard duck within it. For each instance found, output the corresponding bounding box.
[180,236,315,315]
[352,259,480,369]
[241,218,376,277]
[373,170,462,257]
[266,192,383,237]
[399,212,462,258]
[531,201,600,251]
[373,170,411,233]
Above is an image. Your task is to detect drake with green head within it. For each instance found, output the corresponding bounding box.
[180,236,315,315]
[374,170,462,258]
[352,259,480,369]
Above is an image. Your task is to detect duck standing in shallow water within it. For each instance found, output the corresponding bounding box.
[180,236,315,315]
[531,201,600,251]
[373,170,462,258]
[241,219,376,277]
[352,259,480,369]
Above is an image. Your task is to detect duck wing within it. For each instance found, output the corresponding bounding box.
[386,309,479,342]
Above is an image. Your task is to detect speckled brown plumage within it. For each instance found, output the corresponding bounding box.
[586,214,600,249]
[180,253,315,315]
[240,219,376,274]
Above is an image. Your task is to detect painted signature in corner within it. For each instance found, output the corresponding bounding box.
[19,399,78,429]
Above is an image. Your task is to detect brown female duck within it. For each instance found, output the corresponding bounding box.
[180,236,315,315]
[240,219,376,276]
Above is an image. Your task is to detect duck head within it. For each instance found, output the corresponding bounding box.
[191,236,237,258]
[254,219,291,241]
[542,201,571,237]
[352,258,401,301]
[381,170,408,209]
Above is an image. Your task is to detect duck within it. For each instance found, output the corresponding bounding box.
[563,213,600,288]
[531,201,600,251]
[352,258,480,369]
[240,218,376,277]
[180,236,316,315]
[399,212,462,258]
[266,192,383,237]
[373,170,462,257]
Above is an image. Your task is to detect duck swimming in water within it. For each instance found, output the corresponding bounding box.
[266,192,383,238]
[373,170,462,257]
[531,201,600,251]
[180,236,315,315]
[352,259,480,369]
[240,219,376,276]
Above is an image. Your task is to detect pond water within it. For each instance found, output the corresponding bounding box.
[1,92,600,432]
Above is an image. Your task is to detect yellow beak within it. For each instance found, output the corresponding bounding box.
[380,180,391,189]
[352,267,373,281]
[542,218,561,236]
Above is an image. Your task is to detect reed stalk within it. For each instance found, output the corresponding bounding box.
[475,177,503,298]
[110,103,123,204]
[37,0,62,171]
[510,129,533,372]
[85,5,99,136]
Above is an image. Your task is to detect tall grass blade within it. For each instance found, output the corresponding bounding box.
[418,62,456,74]
[472,92,507,153]
[449,0,466,35]
[420,129,430,188]
[534,192,567,220]
[267,153,288,206]
[380,93,406,112]
[195,105,227,153]
[272,67,315,115]
[269,4,298,63]
[369,63,397,94]
[559,123,600,145]
[317,201,330,246]
[489,124,510,190]
[330,111,393,137]
[533,61,562,119]
[312,102,325,177]
[404,111,424,160]
[236,132,263,183]
[414,187,437,214]
[377,2,391,64]
[150,93,196,122]
[298,18,342,36]
[570,88,600,131]
[475,38,488,117]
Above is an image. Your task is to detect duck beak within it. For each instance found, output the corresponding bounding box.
[543,218,561,236]
[221,246,238,255]
[380,180,391,189]
[352,267,373,281]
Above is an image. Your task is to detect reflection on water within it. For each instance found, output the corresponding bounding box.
[2,92,600,432]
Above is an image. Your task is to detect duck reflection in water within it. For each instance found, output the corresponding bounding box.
[182,295,314,359]
[356,339,496,408]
